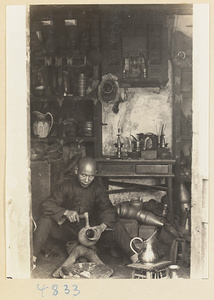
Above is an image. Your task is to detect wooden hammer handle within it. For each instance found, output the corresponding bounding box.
[79,212,89,227]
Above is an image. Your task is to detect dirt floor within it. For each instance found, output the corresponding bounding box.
[32,237,190,279]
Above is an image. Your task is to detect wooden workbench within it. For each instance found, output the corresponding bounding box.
[95,158,175,224]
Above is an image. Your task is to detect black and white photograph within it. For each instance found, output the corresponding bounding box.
[3,1,211,294]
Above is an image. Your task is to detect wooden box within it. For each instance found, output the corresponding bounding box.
[140,150,157,160]
[31,159,64,221]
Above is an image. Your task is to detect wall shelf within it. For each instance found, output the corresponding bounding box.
[31,95,94,102]
[119,78,169,88]
[63,136,95,143]
[31,137,60,143]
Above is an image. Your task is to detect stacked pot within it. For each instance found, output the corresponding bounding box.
[78,121,93,137]
[77,73,87,97]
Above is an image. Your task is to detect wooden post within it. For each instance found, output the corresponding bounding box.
[190,4,209,279]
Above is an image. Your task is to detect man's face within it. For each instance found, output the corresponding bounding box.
[77,163,96,188]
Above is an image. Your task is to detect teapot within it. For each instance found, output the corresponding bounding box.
[33,111,53,138]
[130,229,159,264]
[78,212,101,247]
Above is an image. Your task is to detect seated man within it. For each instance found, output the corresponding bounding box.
[33,156,138,268]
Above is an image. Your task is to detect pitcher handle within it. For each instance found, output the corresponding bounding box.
[130,237,143,255]
[46,112,54,134]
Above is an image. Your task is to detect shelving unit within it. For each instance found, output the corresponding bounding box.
[29,5,103,219]
[30,5,102,159]
[100,6,169,87]
[31,96,102,157]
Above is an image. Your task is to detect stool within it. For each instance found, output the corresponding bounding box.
[169,238,186,264]
[127,261,172,279]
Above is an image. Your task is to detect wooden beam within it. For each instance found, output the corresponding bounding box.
[107,187,144,194]
[107,180,168,191]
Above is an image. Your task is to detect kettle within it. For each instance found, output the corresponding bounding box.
[78,212,101,247]
[130,229,159,264]
[33,111,53,138]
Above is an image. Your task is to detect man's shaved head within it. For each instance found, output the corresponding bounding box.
[78,157,96,174]
[76,157,96,187]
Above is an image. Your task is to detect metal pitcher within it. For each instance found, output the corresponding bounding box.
[130,229,159,264]
[33,111,53,138]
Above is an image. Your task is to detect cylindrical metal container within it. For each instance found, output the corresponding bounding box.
[78,121,93,136]
[77,73,87,97]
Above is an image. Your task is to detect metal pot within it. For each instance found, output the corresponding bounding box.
[130,198,143,210]
[78,212,101,247]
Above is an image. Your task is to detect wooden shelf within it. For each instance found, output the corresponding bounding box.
[31,95,93,103]
[31,136,95,143]
[31,136,60,143]
[63,136,95,143]
[63,97,93,103]
[119,78,168,88]
[31,54,87,67]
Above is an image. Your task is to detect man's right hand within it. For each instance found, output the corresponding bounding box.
[64,210,80,223]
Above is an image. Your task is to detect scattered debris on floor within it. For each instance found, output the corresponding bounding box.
[32,237,190,279]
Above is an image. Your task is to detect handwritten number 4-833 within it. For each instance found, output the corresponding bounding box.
[37,284,80,297]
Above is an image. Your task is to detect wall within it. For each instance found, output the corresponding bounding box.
[101,61,173,205]
[102,61,173,157]
[101,13,193,158]
[101,13,193,205]
[191,5,209,279]
[6,6,31,278]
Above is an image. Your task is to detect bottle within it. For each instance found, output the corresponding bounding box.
[117,128,121,158]
[123,56,130,78]
[141,54,147,78]
[160,135,165,148]
[162,204,168,217]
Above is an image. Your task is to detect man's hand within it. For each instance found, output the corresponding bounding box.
[64,210,80,223]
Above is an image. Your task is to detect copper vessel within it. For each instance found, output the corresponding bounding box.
[169,265,180,279]
[116,201,164,227]
[78,212,101,247]
[136,210,164,227]
[180,182,190,213]
[130,230,159,264]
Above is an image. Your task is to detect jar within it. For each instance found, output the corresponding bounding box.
[77,73,87,97]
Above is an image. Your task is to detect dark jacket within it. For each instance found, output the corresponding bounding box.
[40,177,118,229]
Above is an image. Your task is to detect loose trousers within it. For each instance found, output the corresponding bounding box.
[33,217,135,258]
